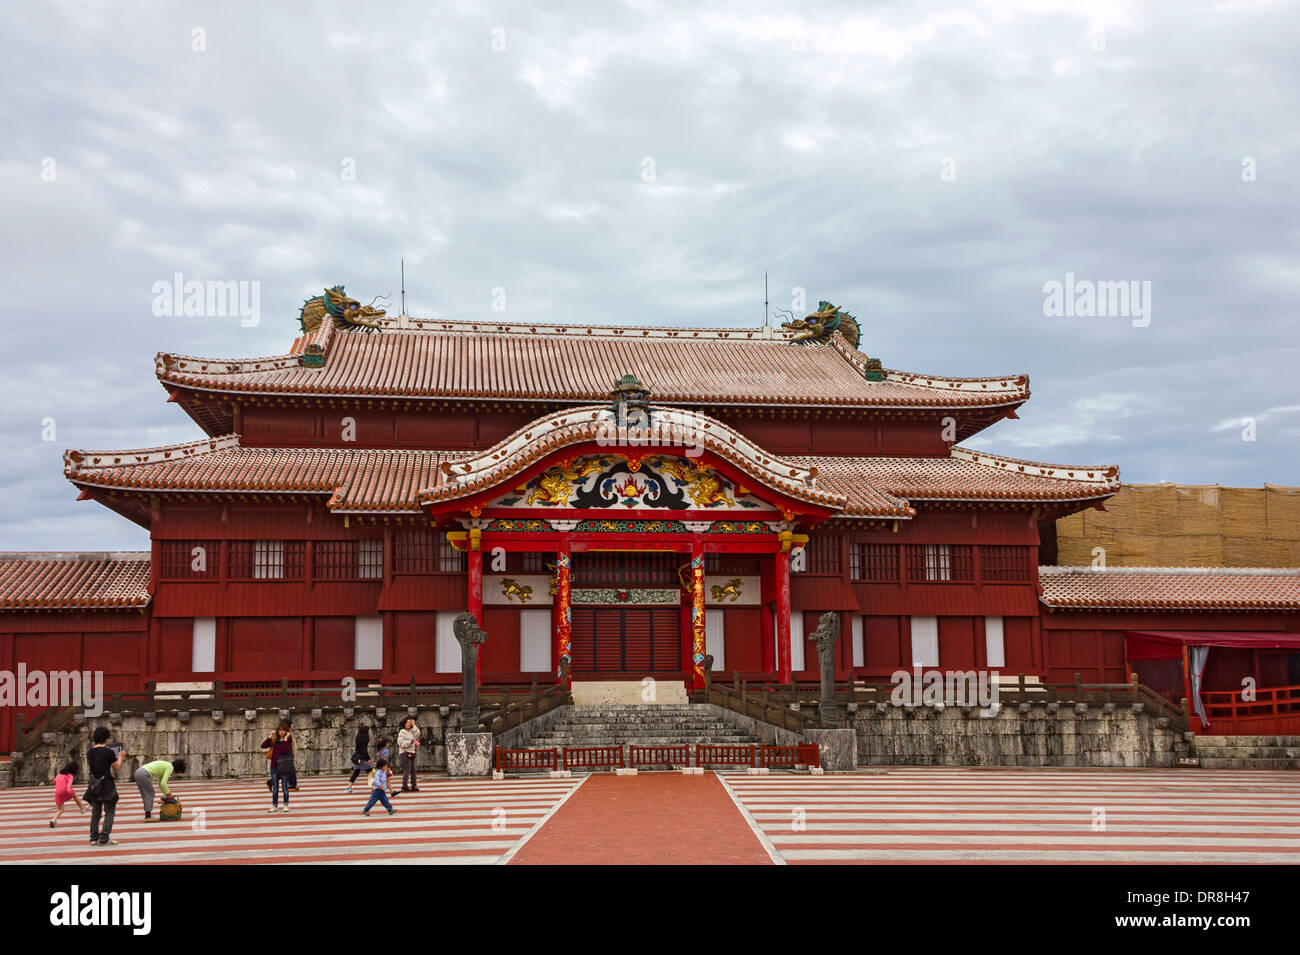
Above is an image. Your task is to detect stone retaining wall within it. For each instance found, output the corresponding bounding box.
[9,707,469,788]
[852,702,1188,767]
[6,701,1190,785]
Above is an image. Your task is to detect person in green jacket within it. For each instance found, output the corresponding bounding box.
[133,758,188,822]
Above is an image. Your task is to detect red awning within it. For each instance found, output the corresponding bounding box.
[789,577,860,611]
[1125,630,1300,661]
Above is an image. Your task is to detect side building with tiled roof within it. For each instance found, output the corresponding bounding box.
[4,290,1298,749]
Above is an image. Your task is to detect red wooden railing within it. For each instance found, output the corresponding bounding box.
[696,744,757,767]
[563,747,625,770]
[761,743,821,768]
[1199,683,1300,734]
[797,742,820,767]
[629,744,690,768]
[495,748,559,772]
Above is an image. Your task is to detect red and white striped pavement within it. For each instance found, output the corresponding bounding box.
[8,767,1298,865]
[719,768,1300,864]
[0,774,583,865]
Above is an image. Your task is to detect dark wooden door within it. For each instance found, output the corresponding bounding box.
[571,606,681,673]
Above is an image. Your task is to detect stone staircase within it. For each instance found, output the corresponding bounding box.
[1189,735,1300,769]
[518,703,762,763]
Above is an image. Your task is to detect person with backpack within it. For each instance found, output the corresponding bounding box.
[346,725,371,794]
[49,755,86,828]
[260,720,295,812]
[397,718,421,792]
[133,758,188,822]
[361,757,396,816]
[85,727,123,847]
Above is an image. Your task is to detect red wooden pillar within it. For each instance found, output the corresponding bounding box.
[689,538,706,690]
[775,543,792,684]
[760,604,775,674]
[468,528,483,684]
[554,540,572,687]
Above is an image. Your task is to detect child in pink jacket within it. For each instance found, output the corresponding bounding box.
[50,758,86,827]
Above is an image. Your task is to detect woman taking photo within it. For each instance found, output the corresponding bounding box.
[397,718,420,793]
[260,720,295,812]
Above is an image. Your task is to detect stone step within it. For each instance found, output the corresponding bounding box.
[1190,745,1300,759]
[543,722,738,727]
[1194,757,1300,770]
[571,681,690,706]
[1193,735,1300,748]
[550,711,730,719]
[533,738,748,743]
[526,736,760,746]
[559,706,702,712]
[517,743,759,748]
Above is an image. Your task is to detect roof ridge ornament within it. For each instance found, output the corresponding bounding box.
[298,286,388,335]
[780,301,862,348]
[778,301,884,380]
[610,373,651,430]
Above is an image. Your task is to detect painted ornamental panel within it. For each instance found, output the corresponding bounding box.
[491,454,777,512]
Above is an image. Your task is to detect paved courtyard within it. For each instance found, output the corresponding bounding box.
[0,775,582,865]
[721,768,1300,864]
[2,767,1298,865]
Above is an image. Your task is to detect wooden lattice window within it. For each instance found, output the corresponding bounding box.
[802,533,842,574]
[704,553,763,576]
[229,540,304,580]
[906,544,973,582]
[980,545,1032,582]
[573,552,677,587]
[850,543,899,582]
[511,552,551,574]
[393,531,463,573]
[158,541,219,579]
[314,540,384,580]
[394,531,435,574]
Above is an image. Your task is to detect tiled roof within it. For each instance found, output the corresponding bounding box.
[156,321,1030,410]
[65,438,467,513]
[65,429,1114,519]
[0,553,151,610]
[1039,566,1300,611]
[795,448,1120,510]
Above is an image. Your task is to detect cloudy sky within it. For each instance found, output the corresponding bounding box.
[2,0,1297,551]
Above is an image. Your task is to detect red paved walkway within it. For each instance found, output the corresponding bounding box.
[510,772,773,865]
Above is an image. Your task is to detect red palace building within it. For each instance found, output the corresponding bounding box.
[2,290,1299,750]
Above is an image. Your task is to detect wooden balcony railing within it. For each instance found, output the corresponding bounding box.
[1200,683,1300,730]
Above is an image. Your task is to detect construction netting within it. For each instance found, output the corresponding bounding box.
[1054,484,1300,568]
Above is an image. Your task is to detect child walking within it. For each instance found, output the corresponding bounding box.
[362,758,397,817]
[50,758,86,827]
[374,737,396,798]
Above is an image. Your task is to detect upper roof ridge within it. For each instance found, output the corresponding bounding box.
[64,434,241,476]
[951,446,1119,482]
